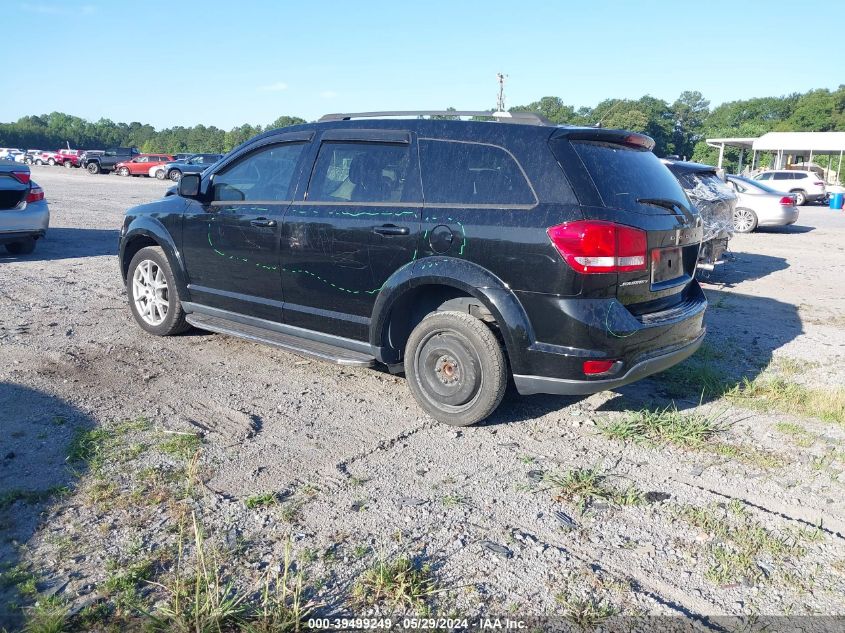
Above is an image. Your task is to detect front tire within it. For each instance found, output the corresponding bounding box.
[127,246,189,336]
[792,190,807,206]
[5,239,36,255]
[87,162,100,174]
[47,158,56,166]
[118,167,130,177]
[155,169,166,180]
[404,311,507,426]
[64,161,73,169]
[168,169,182,182]
[733,207,758,233]
[35,159,43,165]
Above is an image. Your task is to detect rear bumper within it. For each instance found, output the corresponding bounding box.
[514,329,704,395]
[0,201,50,242]
[510,281,707,396]
[759,207,799,227]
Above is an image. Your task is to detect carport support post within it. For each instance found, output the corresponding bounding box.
[838,150,843,185]
[717,143,725,169]
[738,148,744,173]
[751,150,758,172]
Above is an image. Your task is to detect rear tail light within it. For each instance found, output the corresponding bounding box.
[547,221,647,274]
[26,186,44,203]
[814,181,824,187]
[583,360,617,375]
[779,196,794,205]
[10,171,30,184]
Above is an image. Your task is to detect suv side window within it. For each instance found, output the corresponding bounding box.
[212,143,305,202]
[419,139,535,205]
[772,172,790,180]
[307,142,411,203]
[794,173,807,180]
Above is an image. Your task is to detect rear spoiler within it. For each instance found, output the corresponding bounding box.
[551,127,655,151]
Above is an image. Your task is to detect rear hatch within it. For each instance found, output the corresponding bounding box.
[550,129,702,311]
[0,163,30,210]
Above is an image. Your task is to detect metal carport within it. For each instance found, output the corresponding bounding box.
[706,132,845,183]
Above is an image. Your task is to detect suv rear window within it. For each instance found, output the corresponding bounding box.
[675,170,733,202]
[419,139,535,205]
[569,141,689,212]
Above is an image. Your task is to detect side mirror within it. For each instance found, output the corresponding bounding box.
[179,173,202,198]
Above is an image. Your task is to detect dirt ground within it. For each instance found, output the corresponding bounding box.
[1,166,845,630]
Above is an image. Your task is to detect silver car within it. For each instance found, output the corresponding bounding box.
[726,175,799,233]
[0,162,49,255]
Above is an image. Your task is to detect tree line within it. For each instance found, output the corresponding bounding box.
[1,85,843,172]
[512,85,845,171]
[0,113,306,156]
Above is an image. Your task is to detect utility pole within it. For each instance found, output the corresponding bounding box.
[496,73,507,113]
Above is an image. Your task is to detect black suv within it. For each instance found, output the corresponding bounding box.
[85,147,139,174]
[118,111,707,426]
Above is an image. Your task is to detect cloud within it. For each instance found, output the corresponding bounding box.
[20,3,95,15]
[257,82,288,93]
[320,90,338,99]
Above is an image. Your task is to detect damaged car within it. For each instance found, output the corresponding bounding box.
[662,159,736,272]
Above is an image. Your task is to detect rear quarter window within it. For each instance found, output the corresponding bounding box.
[419,139,536,205]
[568,141,689,211]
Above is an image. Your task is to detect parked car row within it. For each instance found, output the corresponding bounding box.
[0,147,223,179]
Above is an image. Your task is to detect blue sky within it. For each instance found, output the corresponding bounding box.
[4,0,842,129]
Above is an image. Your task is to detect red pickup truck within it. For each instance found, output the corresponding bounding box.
[55,149,83,168]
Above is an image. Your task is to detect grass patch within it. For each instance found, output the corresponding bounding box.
[775,422,815,447]
[441,494,469,508]
[727,377,845,425]
[705,442,787,469]
[158,433,202,460]
[352,555,438,613]
[556,594,617,629]
[676,503,816,585]
[245,492,279,509]
[67,417,151,472]
[103,560,154,596]
[0,564,38,597]
[22,595,70,633]
[542,468,645,511]
[0,486,69,510]
[151,513,315,631]
[601,403,725,448]
[660,360,733,399]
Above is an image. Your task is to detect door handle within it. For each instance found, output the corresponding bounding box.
[373,224,409,236]
[250,218,277,227]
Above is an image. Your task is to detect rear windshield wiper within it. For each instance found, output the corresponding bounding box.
[636,197,696,223]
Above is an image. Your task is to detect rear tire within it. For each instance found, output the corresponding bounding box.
[47,158,55,166]
[35,159,43,165]
[127,246,190,336]
[5,239,36,255]
[732,207,758,233]
[64,161,73,169]
[87,162,100,174]
[404,311,507,426]
[155,169,166,180]
[791,190,807,206]
[168,169,182,182]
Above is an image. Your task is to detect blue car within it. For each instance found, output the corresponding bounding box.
[158,154,223,181]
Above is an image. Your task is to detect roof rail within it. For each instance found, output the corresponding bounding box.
[317,110,551,125]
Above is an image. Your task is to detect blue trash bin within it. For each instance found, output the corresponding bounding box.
[830,193,844,210]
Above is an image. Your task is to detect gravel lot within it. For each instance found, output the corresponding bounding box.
[2,166,845,629]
